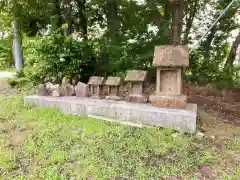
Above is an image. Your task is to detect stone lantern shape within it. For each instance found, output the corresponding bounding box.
[88,76,105,99]
[149,45,189,109]
[125,70,147,103]
[105,76,121,100]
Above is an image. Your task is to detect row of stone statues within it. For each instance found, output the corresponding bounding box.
[37,45,189,109]
[37,69,148,102]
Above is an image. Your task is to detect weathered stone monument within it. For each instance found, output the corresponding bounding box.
[36,84,48,96]
[61,84,75,96]
[105,76,121,100]
[51,84,61,97]
[75,82,88,97]
[25,45,197,133]
[149,45,189,109]
[125,70,147,103]
[88,76,104,99]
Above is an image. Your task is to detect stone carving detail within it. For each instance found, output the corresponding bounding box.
[105,76,121,100]
[125,70,147,103]
[75,82,88,97]
[149,45,189,109]
[88,76,105,99]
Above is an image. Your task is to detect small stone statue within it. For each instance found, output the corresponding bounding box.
[36,84,48,96]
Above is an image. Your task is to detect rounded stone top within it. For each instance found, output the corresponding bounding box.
[152,45,189,67]
[125,70,147,82]
[88,76,105,85]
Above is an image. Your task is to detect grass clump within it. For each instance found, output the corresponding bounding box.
[0,96,216,179]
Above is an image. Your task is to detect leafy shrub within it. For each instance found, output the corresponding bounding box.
[7,76,29,88]
[0,37,13,68]
[23,29,97,83]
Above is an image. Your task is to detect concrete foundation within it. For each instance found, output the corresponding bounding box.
[24,96,197,133]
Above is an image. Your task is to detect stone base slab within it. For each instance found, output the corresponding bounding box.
[24,96,197,133]
[125,94,148,103]
[149,94,187,109]
[89,95,103,99]
[105,96,121,101]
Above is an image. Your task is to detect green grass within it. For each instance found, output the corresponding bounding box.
[0,96,236,179]
[0,67,16,72]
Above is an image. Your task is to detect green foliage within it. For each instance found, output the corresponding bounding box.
[1,0,239,89]
[23,29,97,83]
[7,76,29,88]
[187,41,238,89]
[0,37,13,68]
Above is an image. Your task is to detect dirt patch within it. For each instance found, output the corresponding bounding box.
[194,165,217,180]
[185,83,240,123]
[0,78,17,96]
[1,121,35,152]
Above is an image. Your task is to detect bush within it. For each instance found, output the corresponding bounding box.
[7,76,29,88]
[0,37,13,68]
[23,29,97,84]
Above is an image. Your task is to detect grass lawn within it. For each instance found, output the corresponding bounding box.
[0,67,16,72]
[0,96,239,179]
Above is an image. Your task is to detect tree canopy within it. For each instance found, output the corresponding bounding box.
[0,0,240,87]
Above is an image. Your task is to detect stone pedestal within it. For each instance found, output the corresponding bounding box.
[88,76,104,99]
[125,70,147,103]
[105,76,121,100]
[24,96,197,133]
[150,45,189,109]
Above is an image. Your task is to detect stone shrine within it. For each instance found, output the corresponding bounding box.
[26,45,197,133]
[125,70,147,103]
[88,76,105,99]
[105,76,121,100]
[149,45,189,109]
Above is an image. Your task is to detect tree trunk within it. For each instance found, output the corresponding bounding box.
[224,32,240,70]
[171,0,184,45]
[183,0,198,44]
[64,0,73,36]
[106,0,120,42]
[27,19,38,36]
[202,27,217,62]
[12,0,24,71]
[76,0,87,40]
[50,0,62,31]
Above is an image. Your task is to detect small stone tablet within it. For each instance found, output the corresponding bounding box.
[36,84,48,96]
[75,82,88,97]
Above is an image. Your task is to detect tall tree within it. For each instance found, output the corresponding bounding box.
[12,0,24,71]
[76,0,87,39]
[64,0,73,35]
[170,0,184,45]
[183,0,207,44]
[50,0,62,31]
[106,0,120,42]
[224,32,240,70]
